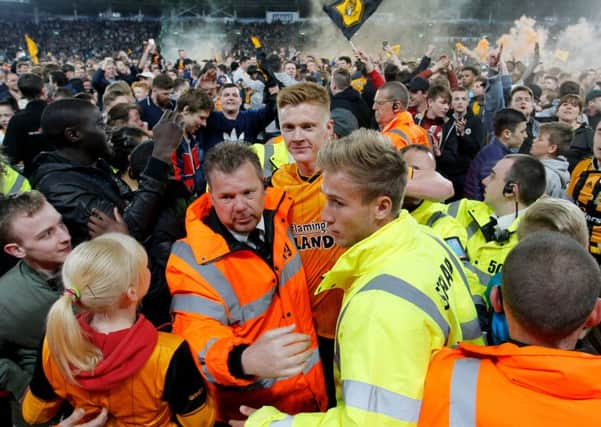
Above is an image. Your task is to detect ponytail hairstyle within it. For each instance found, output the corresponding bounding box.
[46,233,148,384]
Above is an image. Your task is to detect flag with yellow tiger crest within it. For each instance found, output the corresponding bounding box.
[323,0,384,40]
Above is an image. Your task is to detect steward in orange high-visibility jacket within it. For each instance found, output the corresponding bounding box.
[382,111,430,150]
[417,342,601,426]
[166,186,327,423]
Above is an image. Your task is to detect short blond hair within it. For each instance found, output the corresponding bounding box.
[517,198,588,248]
[277,82,330,112]
[105,80,133,97]
[317,128,407,216]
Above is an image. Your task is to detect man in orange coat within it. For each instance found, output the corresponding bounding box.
[374,81,430,149]
[166,142,327,424]
[418,231,601,426]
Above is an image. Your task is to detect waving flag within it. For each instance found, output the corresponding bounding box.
[323,0,384,40]
[25,34,38,64]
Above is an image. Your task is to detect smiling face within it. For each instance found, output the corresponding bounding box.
[5,201,72,273]
[220,86,242,115]
[557,100,581,124]
[279,101,332,176]
[209,161,265,235]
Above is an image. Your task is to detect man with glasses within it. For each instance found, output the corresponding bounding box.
[374,81,430,149]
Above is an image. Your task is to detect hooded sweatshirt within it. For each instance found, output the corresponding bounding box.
[542,156,571,199]
[418,342,601,426]
[75,314,158,391]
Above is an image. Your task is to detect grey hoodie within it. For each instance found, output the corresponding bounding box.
[542,156,571,199]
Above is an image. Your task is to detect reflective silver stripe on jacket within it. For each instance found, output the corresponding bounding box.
[197,337,219,384]
[171,241,242,323]
[171,240,296,325]
[447,201,462,218]
[466,220,480,239]
[426,211,447,228]
[449,358,481,427]
[343,379,422,423]
[280,233,303,287]
[334,274,451,370]
[463,261,492,287]
[7,173,25,196]
[269,416,293,427]
[263,143,275,177]
[425,234,483,341]
[170,294,228,324]
[387,128,411,144]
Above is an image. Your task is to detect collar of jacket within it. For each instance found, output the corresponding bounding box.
[24,98,47,111]
[184,186,292,264]
[466,201,521,234]
[19,260,62,291]
[489,136,512,153]
[381,111,415,133]
[316,210,420,293]
[457,341,601,398]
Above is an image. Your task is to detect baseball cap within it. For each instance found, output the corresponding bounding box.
[331,108,359,138]
[586,89,601,104]
[408,77,430,93]
[137,71,155,80]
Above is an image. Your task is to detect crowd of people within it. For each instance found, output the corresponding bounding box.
[1,13,601,427]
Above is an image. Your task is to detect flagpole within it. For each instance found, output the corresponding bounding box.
[349,40,357,52]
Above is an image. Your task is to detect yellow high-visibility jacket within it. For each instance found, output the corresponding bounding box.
[246,212,482,427]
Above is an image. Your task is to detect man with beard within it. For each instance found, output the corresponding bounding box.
[138,73,175,130]
[29,99,183,245]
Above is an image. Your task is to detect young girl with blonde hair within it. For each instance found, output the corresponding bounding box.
[22,233,214,426]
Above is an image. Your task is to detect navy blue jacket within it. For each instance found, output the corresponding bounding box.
[201,106,276,152]
[463,137,510,200]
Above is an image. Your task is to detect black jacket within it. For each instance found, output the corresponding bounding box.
[30,151,170,246]
[4,99,50,172]
[331,86,372,129]
[142,180,191,329]
[438,113,484,198]
[566,124,594,171]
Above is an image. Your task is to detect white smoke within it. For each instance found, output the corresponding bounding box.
[493,15,601,75]
[302,0,471,61]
